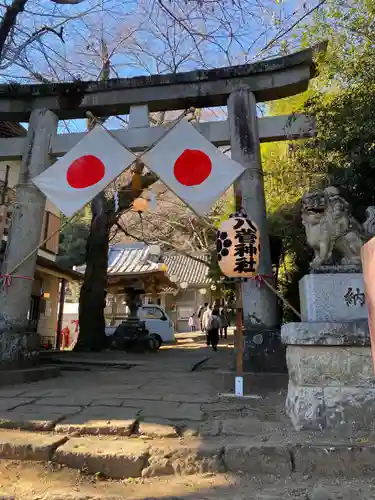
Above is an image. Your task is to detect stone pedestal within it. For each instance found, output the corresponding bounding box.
[299,272,367,322]
[282,272,375,431]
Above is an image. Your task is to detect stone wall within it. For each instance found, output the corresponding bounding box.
[282,319,375,431]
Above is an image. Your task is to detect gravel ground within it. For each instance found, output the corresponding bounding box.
[1,460,375,499]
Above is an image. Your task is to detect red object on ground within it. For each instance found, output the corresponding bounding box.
[61,326,70,349]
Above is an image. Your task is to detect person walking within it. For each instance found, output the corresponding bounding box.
[197,303,208,331]
[219,307,229,339]
[194,313,200,331]
[188,313,197,332]
[201,305,212,346]
[206,307,220,351]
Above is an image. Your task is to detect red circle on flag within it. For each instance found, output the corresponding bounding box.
[173,149,212,186]
[66,155,105,189]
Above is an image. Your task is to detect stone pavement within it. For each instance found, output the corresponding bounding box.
[0,332,374,485]
[0,335,237,436]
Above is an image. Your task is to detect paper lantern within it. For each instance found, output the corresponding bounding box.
[216,215,260,278]
[133,197,148,213]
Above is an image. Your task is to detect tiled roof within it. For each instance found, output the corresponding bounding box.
[77,243,160,275]
[163,252,211,285]
[77,244,211,286]
[0,122,26,138]
[107,243,159,274]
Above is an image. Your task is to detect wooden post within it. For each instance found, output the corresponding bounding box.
[56,278,67,350]
[1,164,10,205]
[234,192,244,395]
[0,109,58,362]
[0,165,11,241]
[235,281,244,394]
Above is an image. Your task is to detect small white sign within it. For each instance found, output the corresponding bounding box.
[177,306,195,321]
[235,376,243,396]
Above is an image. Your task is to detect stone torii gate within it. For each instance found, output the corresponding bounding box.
[0,43,324,360]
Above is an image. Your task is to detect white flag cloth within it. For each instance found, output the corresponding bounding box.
[33,126,136,217]
[141,120,245,215]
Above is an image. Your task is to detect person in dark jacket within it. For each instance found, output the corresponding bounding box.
[219,307,229,339]
[207,307,220,351]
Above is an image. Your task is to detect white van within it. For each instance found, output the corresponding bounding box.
[105,305,176,348]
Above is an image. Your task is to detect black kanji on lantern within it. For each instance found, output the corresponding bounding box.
[233,218,258,273]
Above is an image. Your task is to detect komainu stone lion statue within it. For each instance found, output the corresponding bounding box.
[301,186,375,269]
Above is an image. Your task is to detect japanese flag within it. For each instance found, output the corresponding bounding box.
[141,120,245,215]
[33,126,136,217]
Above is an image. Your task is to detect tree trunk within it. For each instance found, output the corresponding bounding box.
[74,38,112,352]
[76,191,110,351]
[76,169,157,351]
[0,109,58,364]
[0,0,28,60]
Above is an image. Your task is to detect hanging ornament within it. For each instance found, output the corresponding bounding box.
[133,197,149,213]
[114,190,119,212]
[216,214,260,278]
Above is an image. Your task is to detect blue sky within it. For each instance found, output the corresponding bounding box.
[1,0,321,134]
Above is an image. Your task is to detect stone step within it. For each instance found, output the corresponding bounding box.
[0,430,67,461]
[51,437,375,479]
[2,429,375,480]
[0,365,60,387]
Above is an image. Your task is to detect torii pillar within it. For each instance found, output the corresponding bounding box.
[228,89,278,328]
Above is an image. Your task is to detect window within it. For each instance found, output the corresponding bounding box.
[141,307,164,319]
[177,306,195,321]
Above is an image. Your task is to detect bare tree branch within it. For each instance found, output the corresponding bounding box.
[116,220,210,267]
[0,24,65,69]
[50,0,86,4]
[0,0,28,60]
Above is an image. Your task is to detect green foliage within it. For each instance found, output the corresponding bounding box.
[261,94,323,321]
[294,0,375,218]
[262,0,375,321]
[57,206,91,268]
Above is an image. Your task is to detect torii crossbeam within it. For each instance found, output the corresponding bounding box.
[0,43,326,368]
